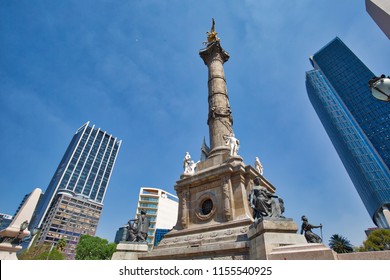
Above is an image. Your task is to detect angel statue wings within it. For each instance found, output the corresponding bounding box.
[204,18,220,45]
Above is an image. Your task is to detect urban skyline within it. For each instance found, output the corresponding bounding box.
[1,1,389,248]
[306,37,390,228]
[31,122,121,258]
[31,122,121,228]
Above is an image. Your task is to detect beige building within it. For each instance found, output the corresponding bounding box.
[36,191,102,259]
[135,187,178,249]
[366,0,390,39]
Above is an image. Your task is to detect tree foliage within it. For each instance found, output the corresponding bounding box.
[56,237,67,252]
[75,235,116,260]
[328,234,354,253]
[18,243,65,260]
[358,229,390,252]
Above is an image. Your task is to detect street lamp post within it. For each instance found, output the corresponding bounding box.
[0,188,42,259]
[12,220,29,245]
[369,74,390,102]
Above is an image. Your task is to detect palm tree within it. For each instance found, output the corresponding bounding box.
[329,234,354,253]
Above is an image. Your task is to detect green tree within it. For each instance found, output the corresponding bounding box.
[75,235,117,260]
[56,237,67,252]
[359,229,390,251]
[328,234,354,253]
[18,243,65,260]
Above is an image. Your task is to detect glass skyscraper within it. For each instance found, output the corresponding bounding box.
[31,122,121,258]
[305,37,390,228]
[0,213,13,231]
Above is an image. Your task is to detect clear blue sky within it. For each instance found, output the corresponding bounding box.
[0,0,388,248]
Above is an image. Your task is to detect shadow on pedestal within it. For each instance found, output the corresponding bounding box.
[111,242,148,260]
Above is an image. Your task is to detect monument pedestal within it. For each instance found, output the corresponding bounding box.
[268,243,337,260]
[111,242,148,260]
[247,218,308,260]
[0,188,42,260]
[139,220,251,260]
[0,241,23,260]
[138,157,260,260]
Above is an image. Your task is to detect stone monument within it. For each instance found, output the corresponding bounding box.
[117,19,334,260]
[138,19,308,260]
[0,188,42,260]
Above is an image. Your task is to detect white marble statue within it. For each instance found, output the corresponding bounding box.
[183,152,191,172]
[183,152,199,175]
[255,156,264,175]
[224,133,240,156]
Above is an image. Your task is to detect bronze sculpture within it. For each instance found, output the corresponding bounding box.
[248,177,285,226]
[124,210,150,243]
[300,215,322,243]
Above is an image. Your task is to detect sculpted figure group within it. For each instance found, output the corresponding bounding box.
[183,152,199,175]
[248,178,323,244]
[248,177,285,226]
[125,210,150,243]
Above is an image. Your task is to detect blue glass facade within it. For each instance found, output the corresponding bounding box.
[306,37,390,227]
[0,213,13,231]
[32,122,121,230]
[154,228,170,247]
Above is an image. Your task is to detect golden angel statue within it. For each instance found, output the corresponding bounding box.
[204,18,220,45]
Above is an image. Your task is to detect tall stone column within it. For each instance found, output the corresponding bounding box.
[200,41,233,161]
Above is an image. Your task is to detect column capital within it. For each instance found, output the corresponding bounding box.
[199,41,230,66]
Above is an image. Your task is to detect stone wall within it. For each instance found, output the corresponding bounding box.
[336,250,390,260]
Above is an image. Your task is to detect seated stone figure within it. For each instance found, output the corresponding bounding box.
[248,177,285,226]
[136,210,150,242]
[125,219,138,242]
[124,210,150,243]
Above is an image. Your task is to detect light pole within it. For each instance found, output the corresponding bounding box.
[369,74,390,102]
[12,220,29,245]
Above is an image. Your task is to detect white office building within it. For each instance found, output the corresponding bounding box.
[135,187,178,249]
